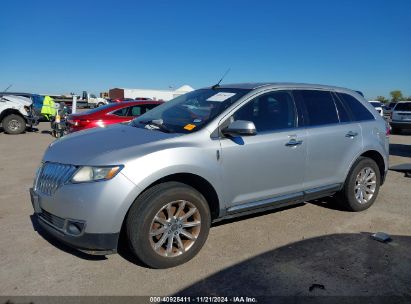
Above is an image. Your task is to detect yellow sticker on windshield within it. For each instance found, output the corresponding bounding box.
[184,124,196,131]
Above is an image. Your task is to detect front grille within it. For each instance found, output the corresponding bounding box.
[35,162,77,195]
[39,209,65,229]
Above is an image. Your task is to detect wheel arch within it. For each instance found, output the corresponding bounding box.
[125,172,221,223]
[360,150,386,184]
[0,109,26,124]
[117,172,221,250]
[346,150,387,185]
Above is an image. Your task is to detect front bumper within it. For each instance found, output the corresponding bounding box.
[31,188,120,253]
[391,120,411,130]
[35,212,119,254]
[29,170,140,253]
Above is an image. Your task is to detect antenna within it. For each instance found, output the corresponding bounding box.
[212,68,231,89]
[3,84,13,92]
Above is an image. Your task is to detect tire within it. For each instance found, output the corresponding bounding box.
[337,157,381,211]
[126,182,211,268]
[97,102,105,107]
[2,114,26,134]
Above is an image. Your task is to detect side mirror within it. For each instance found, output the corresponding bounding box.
[222,120,257,137]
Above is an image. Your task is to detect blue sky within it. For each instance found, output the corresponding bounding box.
[1,0,410,99]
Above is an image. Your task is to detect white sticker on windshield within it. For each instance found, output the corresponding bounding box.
[206,92,236,102]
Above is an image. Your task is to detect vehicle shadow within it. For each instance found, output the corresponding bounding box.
[30,214,107,261]
[389,143,411,158]
[117,227,147,267]
[174,232,411,298]
[307,196,347,211]
[41,130,53,136]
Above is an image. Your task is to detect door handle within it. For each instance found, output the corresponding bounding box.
[285,139,303,147]
[345,131,358,138]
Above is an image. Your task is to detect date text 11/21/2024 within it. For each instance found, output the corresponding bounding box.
[149,296,258,303]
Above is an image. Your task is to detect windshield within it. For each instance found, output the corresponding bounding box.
[395,102,411,111]
[130,88,250,133]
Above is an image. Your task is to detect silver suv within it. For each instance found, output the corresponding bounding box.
[30,83,389,268]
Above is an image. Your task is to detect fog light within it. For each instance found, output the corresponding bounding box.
[66,221,84,235]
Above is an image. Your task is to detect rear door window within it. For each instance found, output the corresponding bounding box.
[334,95,351,123]
[336,93,374,121]
[141,104,159,114]
[295,90,339,126]
[130,106,142,116]
[112,107,130,116]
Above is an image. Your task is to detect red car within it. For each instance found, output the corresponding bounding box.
[67,100,163,133]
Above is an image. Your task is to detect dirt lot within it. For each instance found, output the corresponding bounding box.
[0,123,410,297]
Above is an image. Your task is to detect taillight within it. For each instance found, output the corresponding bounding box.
[70,119,89,127]
[386,125,390,136]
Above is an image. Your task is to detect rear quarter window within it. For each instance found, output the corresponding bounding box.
[337,93,374,121]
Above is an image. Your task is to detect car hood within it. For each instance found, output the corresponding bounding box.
[44,123,183,165]
[1,95,32,107]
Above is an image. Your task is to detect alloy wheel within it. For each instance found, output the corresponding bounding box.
[149,200,201,257]
[354,167,377,204]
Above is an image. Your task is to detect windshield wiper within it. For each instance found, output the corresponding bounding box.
[139,119,172,133]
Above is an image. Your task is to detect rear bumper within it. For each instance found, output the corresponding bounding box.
[391,120,411,129]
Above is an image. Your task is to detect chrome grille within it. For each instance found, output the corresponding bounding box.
[35,162,77,195]
[39,209,65,229]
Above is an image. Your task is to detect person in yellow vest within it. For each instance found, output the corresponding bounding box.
[41,96,57,121]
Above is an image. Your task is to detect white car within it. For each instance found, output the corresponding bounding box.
[368,101,384,117]
[0,95,38,134]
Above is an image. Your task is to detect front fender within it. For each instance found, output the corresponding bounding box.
[120,145,223,212]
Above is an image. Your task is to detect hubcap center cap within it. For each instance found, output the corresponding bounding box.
[171,224,178,231]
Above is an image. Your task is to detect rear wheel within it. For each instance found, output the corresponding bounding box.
[126,182,211,268]
[337,157,381,211]
[3,114,26,134]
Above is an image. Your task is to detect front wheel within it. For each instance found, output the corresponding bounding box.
[3,114,26,134]
[126,182,211,268]
[337,157,381,211]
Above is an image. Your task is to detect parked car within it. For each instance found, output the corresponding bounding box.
[0,92,47,121]
[66,100,163,133]
[384,102,397,119]
[390,101,411,133]
[368,101,384,117]
[0,95,38,134]
[30,83,389,268]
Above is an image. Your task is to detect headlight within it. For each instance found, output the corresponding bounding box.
[71,165,123,183]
